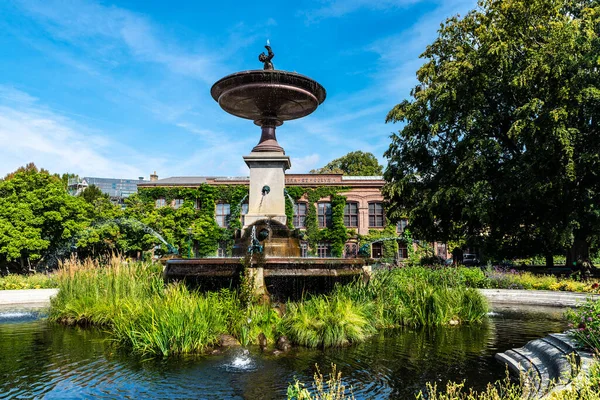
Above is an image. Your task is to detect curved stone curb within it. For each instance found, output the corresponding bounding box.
[495,333,594,398]
[480,289,600,307]
[0,289,58,306]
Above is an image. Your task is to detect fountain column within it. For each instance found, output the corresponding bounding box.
[243,151,290,227]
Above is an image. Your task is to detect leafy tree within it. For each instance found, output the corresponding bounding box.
[79,184,108,204]
[310,151,384,176]
[383,0,600,266]
[0,164,90,271]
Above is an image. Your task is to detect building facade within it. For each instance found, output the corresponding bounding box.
[138,174,449,261]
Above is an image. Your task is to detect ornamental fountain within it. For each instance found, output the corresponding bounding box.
[163,44,369,297]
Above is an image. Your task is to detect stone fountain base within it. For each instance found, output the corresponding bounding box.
[163,257,371,300]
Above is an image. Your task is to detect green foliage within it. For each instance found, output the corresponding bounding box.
[78,184,108,204]
[0,273,57,290]
[49,257,163,326]
[566,297,600,352]
[130,184,248,257]
[359,223,401,262]
[287,364,354,400]
[310,150,383,176]
[283,293,376,348]
[383,0,600,262]
[470,267,600,293]
[335,267,488,328]
[111,284,228,356]
[286,187,350,255]
[0,164,90,270]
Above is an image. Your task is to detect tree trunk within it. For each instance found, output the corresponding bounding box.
[545,254,554,268]
[20,256,25,273]
[566,237,590,270]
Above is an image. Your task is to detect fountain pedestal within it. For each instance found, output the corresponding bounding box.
[243,152,291,227]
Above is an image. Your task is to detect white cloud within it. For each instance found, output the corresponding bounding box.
[302,0,424,22]
[15,0,222,83]
[0,86,163,178]
[288,154,321,173]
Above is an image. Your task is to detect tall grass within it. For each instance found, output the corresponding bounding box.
[50,260,488,356]
[335,267,488,329]
[284,293,376,348]
[49,257,163,325]
[111,285,228,356]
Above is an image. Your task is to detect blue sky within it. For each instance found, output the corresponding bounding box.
[0,0,476,179]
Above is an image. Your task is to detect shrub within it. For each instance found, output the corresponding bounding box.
[0,273,57,290]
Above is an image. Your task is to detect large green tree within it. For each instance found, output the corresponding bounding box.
[310,151,384,176]
[0,164,90,271]
[383,0,600,266]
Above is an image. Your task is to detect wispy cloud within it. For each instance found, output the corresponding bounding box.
[14,0,223,84]
[0,86,163,178]
[302,0,424,22]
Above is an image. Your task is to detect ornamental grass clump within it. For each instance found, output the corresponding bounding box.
[111,284,228,356]
[49,257,163,325]
[283,293,376,348]
[566,298,600,352]
[334,267,488,328]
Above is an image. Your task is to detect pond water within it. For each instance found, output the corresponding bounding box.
[0,304,566,399]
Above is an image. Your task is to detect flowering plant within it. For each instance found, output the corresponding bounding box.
[566,298,600,353]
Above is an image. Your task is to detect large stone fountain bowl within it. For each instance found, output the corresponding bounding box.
[210,70,326,123]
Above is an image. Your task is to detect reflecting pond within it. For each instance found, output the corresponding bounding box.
[0,304,566,399]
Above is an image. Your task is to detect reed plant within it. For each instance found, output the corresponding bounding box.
[284,293,376,348]
[334,267,488,328]
[287,364,354,400]
[49,257,163,325]
[111,284,228,356]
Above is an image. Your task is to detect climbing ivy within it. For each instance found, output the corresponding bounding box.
[134,185,248,257]
[358,220,402,262]
[285,186,350,256]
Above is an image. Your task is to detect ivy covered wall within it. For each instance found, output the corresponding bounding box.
[132,185,248,257]
[134,184,403,259]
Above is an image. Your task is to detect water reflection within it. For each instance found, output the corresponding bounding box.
[0,305,566,399]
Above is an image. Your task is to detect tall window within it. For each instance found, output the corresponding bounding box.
[397,218,408,233]
[155,198,166,208]
[241,203,249,226]
[318,202,332,228]
[398,243,408,259]
[372,243,383,258]
[173,198,184,209]
[369,203,384,227]
[195,199,201,210]
[293,203,307,228]
[216,203,230,228]
[317,243,331,258]
[344,202,359,228]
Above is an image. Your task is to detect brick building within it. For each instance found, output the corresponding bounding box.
[138,173,449,261]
